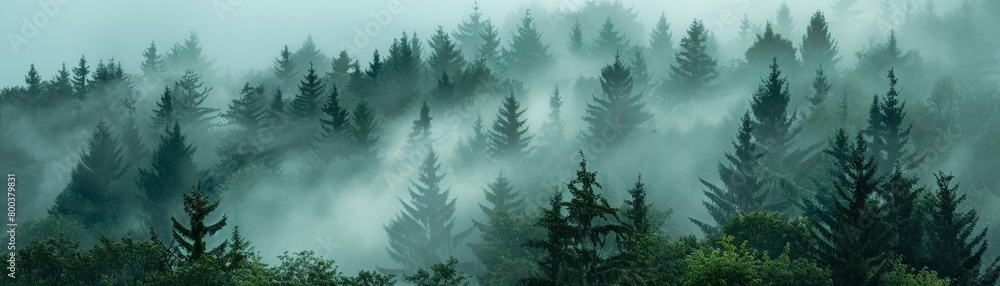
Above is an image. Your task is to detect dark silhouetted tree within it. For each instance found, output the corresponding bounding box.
[138,123,201,238]
[406,101,434,153]
[51,121,125,226]
[166,31,215,76]
[350,101,379,158]
[865,69,921,173]
[218,83,269,176]
[476,19,502,69]
[274,45,298,93]
[150,87,175,136]
[537,86,565,150]
[568,20,587,57]
[591,17,630,59]
[745,23,798,73]
[504,10,552,79]
[172,69,218,127]
[583,52,651,146]
[72,56,90,101]
[927,172,1000,285]
[140,41,167,83]
[469,171,535,285]
[801,11,840,72]
[170,182,228,263]
[489,92,532,160]
[808,65,831,112]
[327,50,352,89]
[317,85,351,158]
[429,26,466,80]
[670,20,717,94]
[290,63,326,124]
[749,58,796,154]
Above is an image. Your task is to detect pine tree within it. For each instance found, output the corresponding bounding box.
[429,26,466,80]
[166,31,215,76]
[367,50,383,80]
[140,42,167,83]
[504,10,552,79]
[317,85,351,157]
[274,45,298,93]
[749,58,795,154]
[223,225,254,271]
[328,50,352,89]
[630,49,651,94]
[23,64,42,108]
[809,65,831,113]
[170,182,228,263]
[459,115,489,166]
[882,166,923,268]
[138,123,200,238]
[809,131,892,286]
[120,97,147,167]
[670,19,718,94]
[150,87,175,135]
[172,69,218,127]
[745,23,798,72]
[469,171,533,285]
[350,101,379,158]
[856,30,906,77]
[432,71,456,103]
[838,89,849,122]
[48,63,74,106]
[591,17,630,59]
[72,56,90,101]
[290,63,326,122]
[927,172,1000,285]
[218,83,268,176]
[453,2,487,59]
[538,86,565,150]
[775,2,795,37]
[266,89,286,129]
[51,121,125,226]
[568,20,587,57]
[583,52,651,145]
[406,101,433,153]
[800,11,840,72]
[383,148,469,274]
[690,112,769,235]
[738,14,756,44]
[488,92,532,161]
[866,69,920,173]
[649,13,675,76]
[524,190,571,285]
[383,32,424,116]
[291,34,329,76]
[476,19,502,69]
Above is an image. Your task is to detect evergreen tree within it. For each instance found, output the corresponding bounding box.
[749,58,795,154]
[691,112,769,235]
[927,172,1000,285]
[170,182,228,263]
[800,11,840,72]
[881,166,923,268]
[670,20,718,94]
[568,20,587,57]
[738,14,756,44]
[223,225,254,271]
[838,90,849,122]
[583,52,651,145]
[138,123,201,238]
[383,148,469,274]
[274,45,298,93]
[459,115,489,166]
[453,2,487,59]
[24,64,42,108]
[469,171,533,285]
[72,56,90,101]
[476,19,502,69]
[48,63,74,106]
[51,121,125,226]
[317,85,351,157]
[218,83,268,176]
[774,2,794,37]
[328,50,352,89]
[745,23,798,73]
[537,86,565,150]
[649,12,675,75]
[808,65,831,112]
[350,101,379,158]
[432,71,456,103]
[291,34,329,76]
[865,69,920,173]
[166,31,215,76]
[809,131,892,286]
[630,49,651,94]
[367,50,383,80]
[856,30,908,77]
[429,26,466,80]
[266,89,286,129]
[504,10,552,79]
[524,190,571,285]
[406,101,433,153]
[140,41,167,83]
[488,92,532,160]
[383,32,424,116]
[290,63,326,123]
[172,69,218,127]
[120,97,147,167]
[591,17,631,59]
[150,87,175,136]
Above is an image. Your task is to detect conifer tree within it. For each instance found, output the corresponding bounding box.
[223,225,254,271]
[292,34,329,76]
[453,2,487,59]
[350,101,379,158]
[809,65,831,112]
[140,41,167,83]
[167,31,215,76]
[504,10,552,79]
[809,131,892,286]
[367,50,383,80]
[800,11,840,72]
[745,23,798,72]
[568,20,587,57]
[538,86,565,150]
[749,58,795,154]
[51,121,125,226]
[524,190,571,285]
[120,97,147,167]
[407,101,433,153]
[488,92,532,160]
[48,63,74,105]
[266,89,286,129]
[670,19,718,94]
[383,148,469,274]
[649,12,675,74]
[317,85,351,157]
[927,172,1000,285]
[432,71,456,103]
[274,45,298,93]
[218,83,268,176]
[469,171,533,285]
[460,115,489,166]
[290,63,326,123]
[170,182,228,263]
[429,26,466,80]
[865,69,920,173]
[690,112,769,235]
[172,69,218,127]
[150,87,175,136]
[774,2,794,37]
[856,30,907,77]
[476,20,502,69]
[384,32,424,116]
[591,17,630,59]
[583,52,651,145]
[24,64,42,107]
[72,56,90,101]
[138,123,201,238]
[882,166,923,268]
[738,14,756,45]
[328,50,352,88]
[630,49,651,94]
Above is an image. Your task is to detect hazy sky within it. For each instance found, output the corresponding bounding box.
[3,0,966,85]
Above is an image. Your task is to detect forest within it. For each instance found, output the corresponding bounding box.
[1,0,1000,285]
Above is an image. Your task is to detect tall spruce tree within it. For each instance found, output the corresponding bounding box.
[670,19,718,94]
[150,87,176,136]
[488,92,532,161]
[274,45,298,93]
[383,148,469,274]
[140,41,167,83]
[166,31,215,76]
[583,52,651,145]
[383,32,424,116]
[138,123,201,238]
[328,50,352,89]
[290,63,326,123]
[865,69,920,173]
[406,101,434,153]
[537,86,565,150]
[432,71,456,103]
[749,58,796,155]
[469,171,533,285]
[882,166,923,268]
[809,65,831,113]
[218,83,268,177]
[172,69,218,127]
[927,172,1000,285]
[690,112,769,235]
[350,101,379,158]
[476,19,502,69]
[453,2,487,59]
[568,20,587,57]
[72,56,90,101]
[460,115,490,166]
[266,89,286,129]
[48,63,74,106]
[800,11,840,72]
[170,182,228,263]
[630,49,651,94]
[524,190,571,285]
[291,35,329,77]
[428,26,466,80]
[809,131,892,286]
[649,12,675,75]
[504,10,552,79]
[745,22,798,73]
[23,64,42,108]
[51,121,125,226]
[774,2,795,36]
[223,225,254,271]
[317,85,351,158]
[591,17,630,59]
[120,97,147,167]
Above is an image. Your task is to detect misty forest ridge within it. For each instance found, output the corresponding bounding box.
[2,0,1000,285]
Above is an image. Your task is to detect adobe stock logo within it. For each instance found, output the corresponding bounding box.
[341,0,404,52]
[7,0,72,54]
